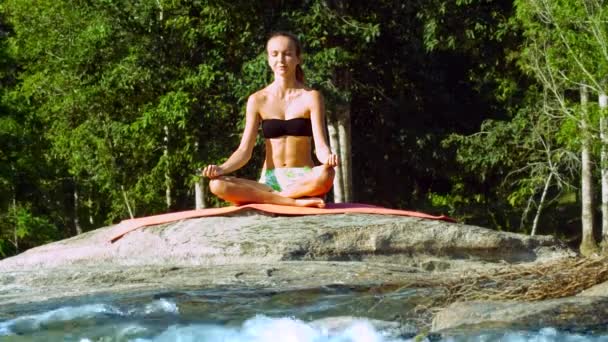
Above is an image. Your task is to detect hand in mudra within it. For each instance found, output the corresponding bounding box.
[202,165,224,179]
[325,154,339,167]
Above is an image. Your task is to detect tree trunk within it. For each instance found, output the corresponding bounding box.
[157,1,170,210]
[531,172,552,236]
[328,109,353,203]
[195,179,206,209]
[328,120,344,203]
[600,93,608,253]
[11,196,18,253]
[329,66,353,203]
[194,141,206,209]
[164,125,171,210]
[121,185,134,219]
[73,181,82,235]
[580,85,598,255]
[520,193,534,231]
[156,0,164,21]
[88,195,94,225]
[337,109,353,202]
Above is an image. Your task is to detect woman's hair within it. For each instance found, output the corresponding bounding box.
[267,31,304,84]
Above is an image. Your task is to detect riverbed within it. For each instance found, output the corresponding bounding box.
[2,286,608,341]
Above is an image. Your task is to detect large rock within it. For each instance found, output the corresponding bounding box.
[0,212,575,326]
[0,212,571,271]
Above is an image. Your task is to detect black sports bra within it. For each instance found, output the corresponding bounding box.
[261,118,313,139]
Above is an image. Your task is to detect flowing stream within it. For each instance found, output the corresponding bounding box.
[1,286,607,341]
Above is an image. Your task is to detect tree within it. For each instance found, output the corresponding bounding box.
[0,5,62,254]
[514,0,608,254]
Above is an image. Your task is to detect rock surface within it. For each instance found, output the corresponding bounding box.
[579,279,608,297]
[432,296,608,334]
[0,211,581,334]
[0,213,571,271]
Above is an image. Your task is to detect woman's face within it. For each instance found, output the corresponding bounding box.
[267,36,300,78]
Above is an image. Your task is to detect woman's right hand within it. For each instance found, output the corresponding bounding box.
[202,165,224,179]
[325,153,339,167]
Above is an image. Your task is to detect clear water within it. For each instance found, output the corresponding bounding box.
[1,286,607,341]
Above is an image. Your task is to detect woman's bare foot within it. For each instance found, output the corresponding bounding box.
[294,197,325,208]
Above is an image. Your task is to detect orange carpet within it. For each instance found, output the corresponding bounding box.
[109,203,454,243]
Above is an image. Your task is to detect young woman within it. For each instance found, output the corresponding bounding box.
[202,32,338,208]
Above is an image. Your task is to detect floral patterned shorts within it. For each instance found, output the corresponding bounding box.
[259,167,313,192]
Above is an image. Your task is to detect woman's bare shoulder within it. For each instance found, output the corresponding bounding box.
[248,87,272,105]
[301,87,323,103]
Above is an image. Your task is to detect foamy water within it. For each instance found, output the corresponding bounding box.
[1,295,608,341]
[0,300,402,341]
[135,316,399,342]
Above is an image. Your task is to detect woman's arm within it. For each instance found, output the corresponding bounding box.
[309,90,339,166]
[202,95,260,178]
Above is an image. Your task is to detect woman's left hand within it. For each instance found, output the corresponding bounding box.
[325,154,339,167]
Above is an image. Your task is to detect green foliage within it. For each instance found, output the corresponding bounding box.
[3,0,266,222]
[442,0,608,234]
[443,86,580,230]
[0,203,58,257]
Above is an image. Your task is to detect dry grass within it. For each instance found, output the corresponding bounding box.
[440,256,608,303]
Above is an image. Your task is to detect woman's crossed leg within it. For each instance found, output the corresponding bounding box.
[208,165,334,208]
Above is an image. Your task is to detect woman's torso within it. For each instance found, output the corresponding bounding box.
[255,87,315,170]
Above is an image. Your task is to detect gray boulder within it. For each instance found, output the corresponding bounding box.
[0,213,572,271]
[432,296,608,334]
